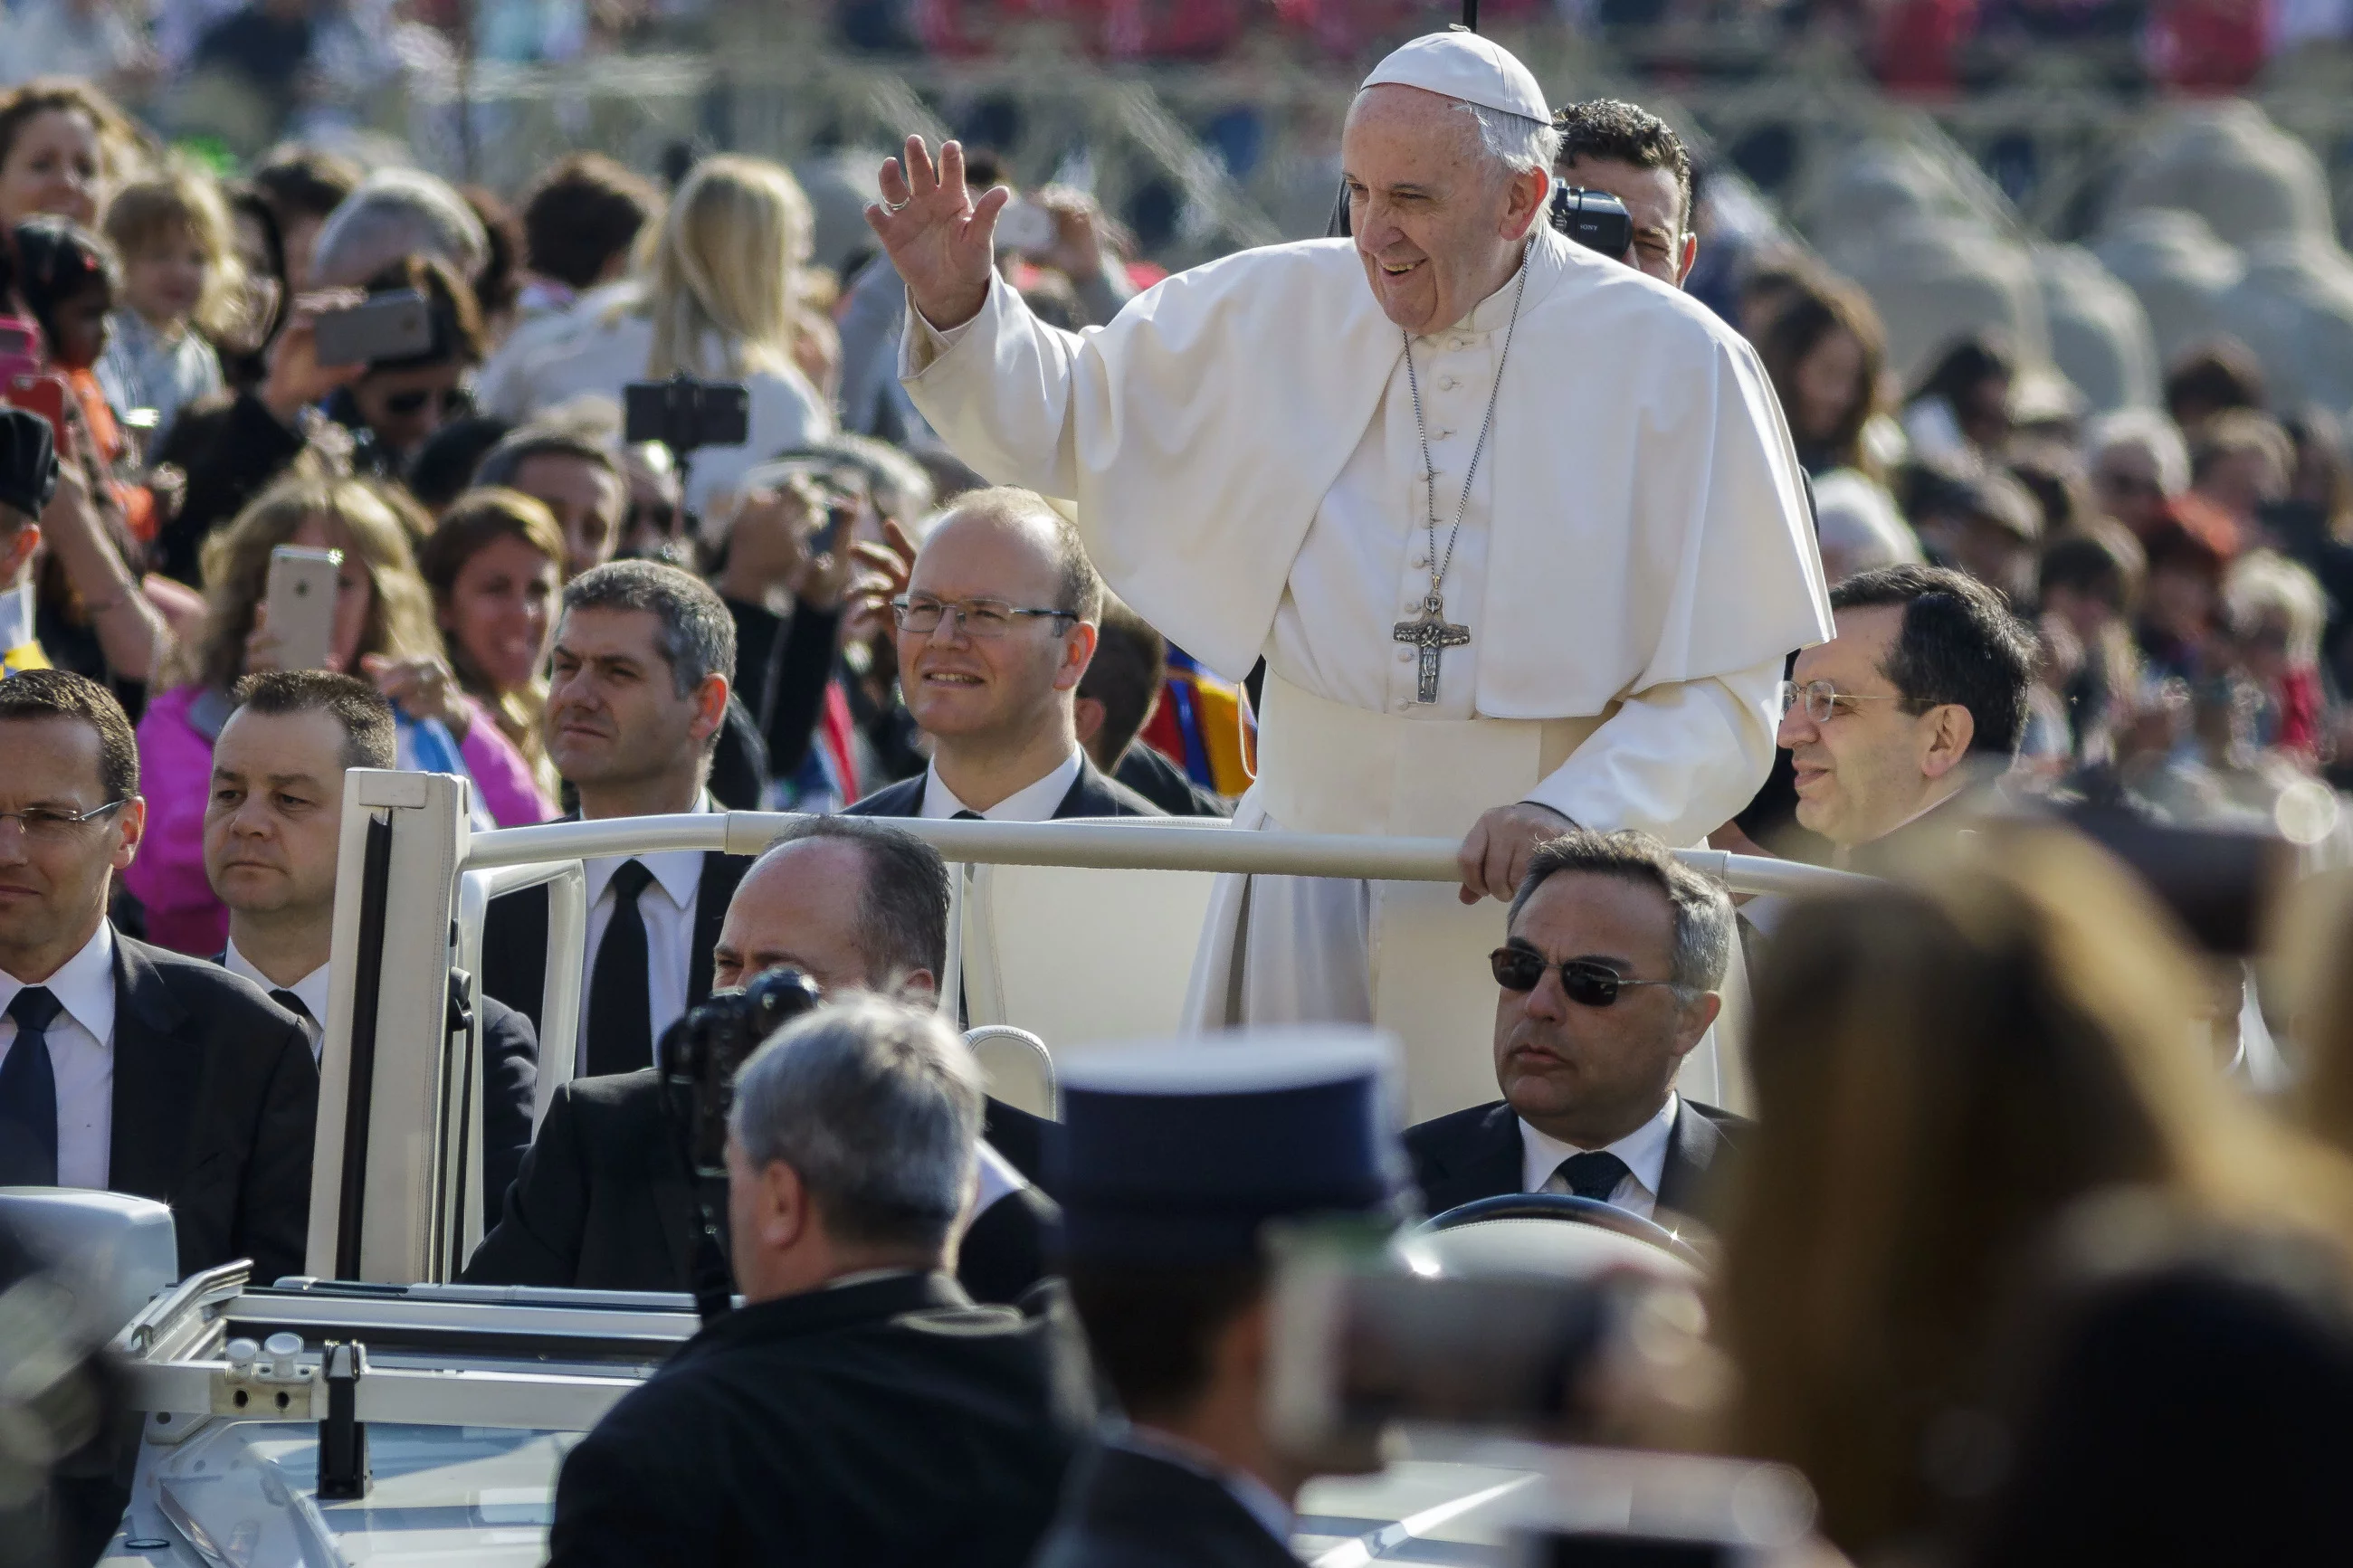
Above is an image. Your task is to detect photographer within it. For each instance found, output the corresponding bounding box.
[1552,99,1698,290]
[545,996,1090,1568]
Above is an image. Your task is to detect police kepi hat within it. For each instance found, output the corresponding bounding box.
[1048,1028,1407,1264]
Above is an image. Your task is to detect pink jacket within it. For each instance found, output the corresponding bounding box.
[127,683,556,955]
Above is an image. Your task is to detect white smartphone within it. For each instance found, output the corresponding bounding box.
[995,198,1056,256]
[264,546,343,672]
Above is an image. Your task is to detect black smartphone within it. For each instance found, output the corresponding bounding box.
[624,375,751,455]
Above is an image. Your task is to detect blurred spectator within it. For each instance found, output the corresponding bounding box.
[1735,257,1824,345]
[0,408,58,671]
[473,423,627,576]
[128,474,551,953]
[500,155,832,518]
[1551,99,1696,289]
[2083,406,2190,541]
[1758,274,1890,480]
[0,0,154,96]
[308,166,490,290]
[2005,442,2098,541]
[2137,500,2238,683]
[191,0,322,136]
[2189,408,2293,537]
[1078,595,1228,817]
[1776,564,2035,866]
[0,404,164,690]
[1719,826,2353,1561]
[1908,463,2043,605]
[460,183,527,344]
[416,486,566,795]
[476,152,661,415]
[2163,337,2266,438]
[96,165,242,447]
[331,252,487,472]
[0,79,139,231]
[1904,334,2016,469]
[2221,549,2329,762]
[1815,469,1926,584]
[405,413,514,514]
[2036,526,2146,764]
[2272,407,2353,690]
[246,143,358,294]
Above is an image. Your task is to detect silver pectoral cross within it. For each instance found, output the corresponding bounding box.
[1392,594,1472,705]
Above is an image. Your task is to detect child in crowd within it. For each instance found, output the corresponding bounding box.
[11,214,152,540]
[97,166,236,448]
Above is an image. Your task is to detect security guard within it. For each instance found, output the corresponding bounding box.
[1034,1031,1407,1568]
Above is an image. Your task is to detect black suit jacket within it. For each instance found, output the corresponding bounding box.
[1404,1098,1747,1231]
[1031,1442,1301,1568]
[461,1069,1060,1307]
[108,935,319,1283]
[479,847,751,1077]
[548,1271,1090,1568]
[843,755,1165,820]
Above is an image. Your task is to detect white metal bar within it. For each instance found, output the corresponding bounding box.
[462,813,1867,898]
[538,862,587,1114]
[119,1359,641,1432]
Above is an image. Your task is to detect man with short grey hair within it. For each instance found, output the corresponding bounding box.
[481,560,747,1077]
[310,167,491,290]
[1405,829,1747,1232]
[546,997,1090,1568]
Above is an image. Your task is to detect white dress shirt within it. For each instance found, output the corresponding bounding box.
[576,793,710,1071]
[1518,1092,1680,1221]
[222,939,330,1060]
[918,751,1081,822]
[0,923,118,1190]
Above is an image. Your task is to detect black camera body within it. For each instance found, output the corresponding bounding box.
[657,966,823,1180]
[624,372,752,457]
[1549,185,1634,260]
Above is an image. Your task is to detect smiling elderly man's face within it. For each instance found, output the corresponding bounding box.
[1343,84,1547,337]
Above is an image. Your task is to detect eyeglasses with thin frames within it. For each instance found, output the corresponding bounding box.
[1778,679,1911,726]
[0,799,129,843]
[891,594,1079,640]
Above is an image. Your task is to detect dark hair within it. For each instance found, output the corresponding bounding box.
[2163,337,2265,429]
[560,558,735,697]
[1829,565,2037,756]
[520,153,660,292]
[2038,527,2144,617]
[249,144,363,224]
[12,216,119,346]
[2282,405,2353,542]
[1078,598,1166,764]
[0,668,138,799]
[1908,333,2016,413]
[1508,828,1734,994]
[1065,1259,1266,1422]
[1551,98,1693,232]
[473,424,621,492]
[0,80,140,188]
[1757,276,1887,472]
[757,816,950,983]
[222,185,289,367]
[360,252,486,372]
[2006,443,2095,538]
[230,670,396,771]
[458,184,523,322]
[405,415,516,513]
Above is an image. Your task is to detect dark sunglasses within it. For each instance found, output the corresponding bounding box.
[1489,947,1679,1007]
[379,386,471,418]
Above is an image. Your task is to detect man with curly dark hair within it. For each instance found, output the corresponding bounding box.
[1553,98,1698,288]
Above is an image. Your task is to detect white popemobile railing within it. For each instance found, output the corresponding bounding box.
[304,771,1866,1288]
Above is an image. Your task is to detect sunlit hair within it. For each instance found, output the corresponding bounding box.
[0,79,146,197]
[634,155,813,383]
[415,486,563,786]
[103,162,248,342]
[179,475,444,694]
[2223,547,2329,667]
[1463,104,1560,181]
[1716,825,2353,1557]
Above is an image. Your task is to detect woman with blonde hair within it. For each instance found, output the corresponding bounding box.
[416,486,565,795]
[508,154,833,517]
[1716,825,2353,1561]
[128,474,553,954]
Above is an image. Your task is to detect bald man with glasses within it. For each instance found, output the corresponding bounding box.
[1405,828,1745,1235]
[845,486,1159,822]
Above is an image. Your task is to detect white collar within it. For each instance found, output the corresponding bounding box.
[919,750,1081,822]
[0,920,116,1044]
[584,790,710,909]
[223,938,330,1031]
[1519,1091,1680,1198]
[1419,237,1545,344]
[0,581,36,653]
[1110,1424,1294,1545]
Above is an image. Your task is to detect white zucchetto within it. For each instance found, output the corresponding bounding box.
[1358,31,1551,124]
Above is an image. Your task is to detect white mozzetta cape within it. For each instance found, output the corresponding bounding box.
[902,222,1832,717]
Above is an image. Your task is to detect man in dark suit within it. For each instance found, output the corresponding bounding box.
[546,996,1091,1568]
[481,560,747,1078]
[465,815,1058,1305]
[843,486,1160,821]
[1037,1032,1407,1568]
[205,671,537,1225]
[0,670,316,1283]
[1405,829,1745,1235]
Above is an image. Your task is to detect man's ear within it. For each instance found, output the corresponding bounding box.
[1671,990,1722,1060]
[759,1156,812,1254]
[894,967,938,1005]
[0,522,39,584]
[1676,233,1700,287]
[1072,694,1107,749]
[1501,168,1549,242]
[691,671,731,746]
[1918,703,1977,781]
[1053,621,1099,695]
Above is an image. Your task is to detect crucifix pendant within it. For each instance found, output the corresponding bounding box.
[1392,594,1472,704]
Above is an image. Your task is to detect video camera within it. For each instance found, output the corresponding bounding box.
[1548,185,1634,261]
[656,965,823,1182]
[624,372,752,459]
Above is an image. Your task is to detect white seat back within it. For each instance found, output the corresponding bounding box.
[964,1024,1057,1119]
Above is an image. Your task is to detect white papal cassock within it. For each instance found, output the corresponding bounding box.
[902,216,1832,1117]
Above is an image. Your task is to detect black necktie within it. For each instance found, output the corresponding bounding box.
[0,986,63,1185]
[1549,1150,1632,1202]
[270,989,313,1026]
[586,860,656,1078]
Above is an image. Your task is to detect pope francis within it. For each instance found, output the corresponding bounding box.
[867,33,1831,1112]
